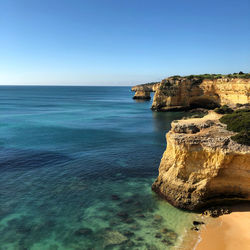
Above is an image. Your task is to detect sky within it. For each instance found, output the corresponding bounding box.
[0,0,250,85]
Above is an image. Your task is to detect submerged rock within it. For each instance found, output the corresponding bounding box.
[111,194,120,201]
[146,244,158,250]
[166,231,178,241]
[160,228,171,234]
[137,214,145,218]
[74,228,93,236]
[109,220,118,226]
[103,230,128,247]
[129,224,141,231]
[155,232,162,238]
[134,201,142,206]
[123,231,134,237]
[135,209,143,213]
[153,214,163,222]
[135,236,144,241]
[123,218,135,224]
[126,240,135,247]
[117,211,129,219]
[123,198,134,204]
[159,228,178,241]
[162,238,173,245]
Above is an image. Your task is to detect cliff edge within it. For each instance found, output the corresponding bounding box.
[152,111,250,211]
[151,76,250,111]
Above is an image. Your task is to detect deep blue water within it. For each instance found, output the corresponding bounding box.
[0,87,196,250]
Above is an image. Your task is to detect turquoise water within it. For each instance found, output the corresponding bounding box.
[0,87,197,250]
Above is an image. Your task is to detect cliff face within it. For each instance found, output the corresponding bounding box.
[132,82,160,100]
[132,90,151,100]
[151,77,250,111]
[152,112,250,211]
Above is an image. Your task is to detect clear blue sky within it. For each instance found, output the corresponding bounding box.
[0,0,249,85]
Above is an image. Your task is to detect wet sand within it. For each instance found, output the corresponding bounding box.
[196,204,250,250]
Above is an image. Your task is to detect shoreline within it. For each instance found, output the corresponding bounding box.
[195,203,250,250]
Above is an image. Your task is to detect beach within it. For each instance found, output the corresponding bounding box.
[196,204,250,250]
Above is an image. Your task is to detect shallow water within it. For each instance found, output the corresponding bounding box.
[0,86,197,250]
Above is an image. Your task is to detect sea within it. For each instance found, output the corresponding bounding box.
[0,86,198,250]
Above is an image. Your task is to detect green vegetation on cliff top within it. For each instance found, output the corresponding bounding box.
[220,109,250,146]
[214,105,233,114]
[136,81,160,87]
[172,72,250,80]
[136,72,250,88]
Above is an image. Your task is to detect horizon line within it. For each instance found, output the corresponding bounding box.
[0,84,134,87]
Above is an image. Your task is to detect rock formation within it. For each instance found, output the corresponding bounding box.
[131,82,160,100]
[131,74,250,210]
[151,77,250,111]
[152,111,250,211]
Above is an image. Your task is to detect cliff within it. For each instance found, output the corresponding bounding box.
[152,111,250,211]
[131,82,160,100]
[151,77,250,111]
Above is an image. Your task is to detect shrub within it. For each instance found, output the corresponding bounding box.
[183,73,250,80]
[219,109,250,146]
[214,105,233,114]
[187,75,195,80]
[231,131,250,146]
[226,73,250,79]
[172,75,181,80]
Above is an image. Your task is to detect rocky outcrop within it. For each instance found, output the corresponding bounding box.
[151,77,250,111]
[152,112,250,211]
[132,90,151,100]
[132,82,160,100]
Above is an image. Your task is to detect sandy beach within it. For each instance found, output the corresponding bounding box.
[196,204,250,250]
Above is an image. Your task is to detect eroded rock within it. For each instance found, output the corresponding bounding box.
[151,77,250,111]
[152,111,250,211]
[202,207,231,217]
[193,221,205,226]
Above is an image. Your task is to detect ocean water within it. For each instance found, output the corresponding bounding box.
[0,86,197,250]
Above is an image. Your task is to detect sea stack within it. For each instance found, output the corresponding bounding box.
[131,82,160,100]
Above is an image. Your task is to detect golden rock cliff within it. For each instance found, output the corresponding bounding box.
[131,82,160,100]
[151,77,250,111]
[152,112,250,211]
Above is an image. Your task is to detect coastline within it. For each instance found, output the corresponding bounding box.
[195,203,250,250]
[132,77,250,249]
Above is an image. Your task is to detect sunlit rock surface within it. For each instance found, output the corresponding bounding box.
[131,82,160,100]
[152,111,250,211]
[151,77,250,111]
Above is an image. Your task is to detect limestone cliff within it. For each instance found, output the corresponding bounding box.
[131,82,160,100]
[152,112,250,211]
[151,77,250,111]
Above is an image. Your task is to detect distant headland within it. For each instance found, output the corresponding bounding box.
[132,72,250,111]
